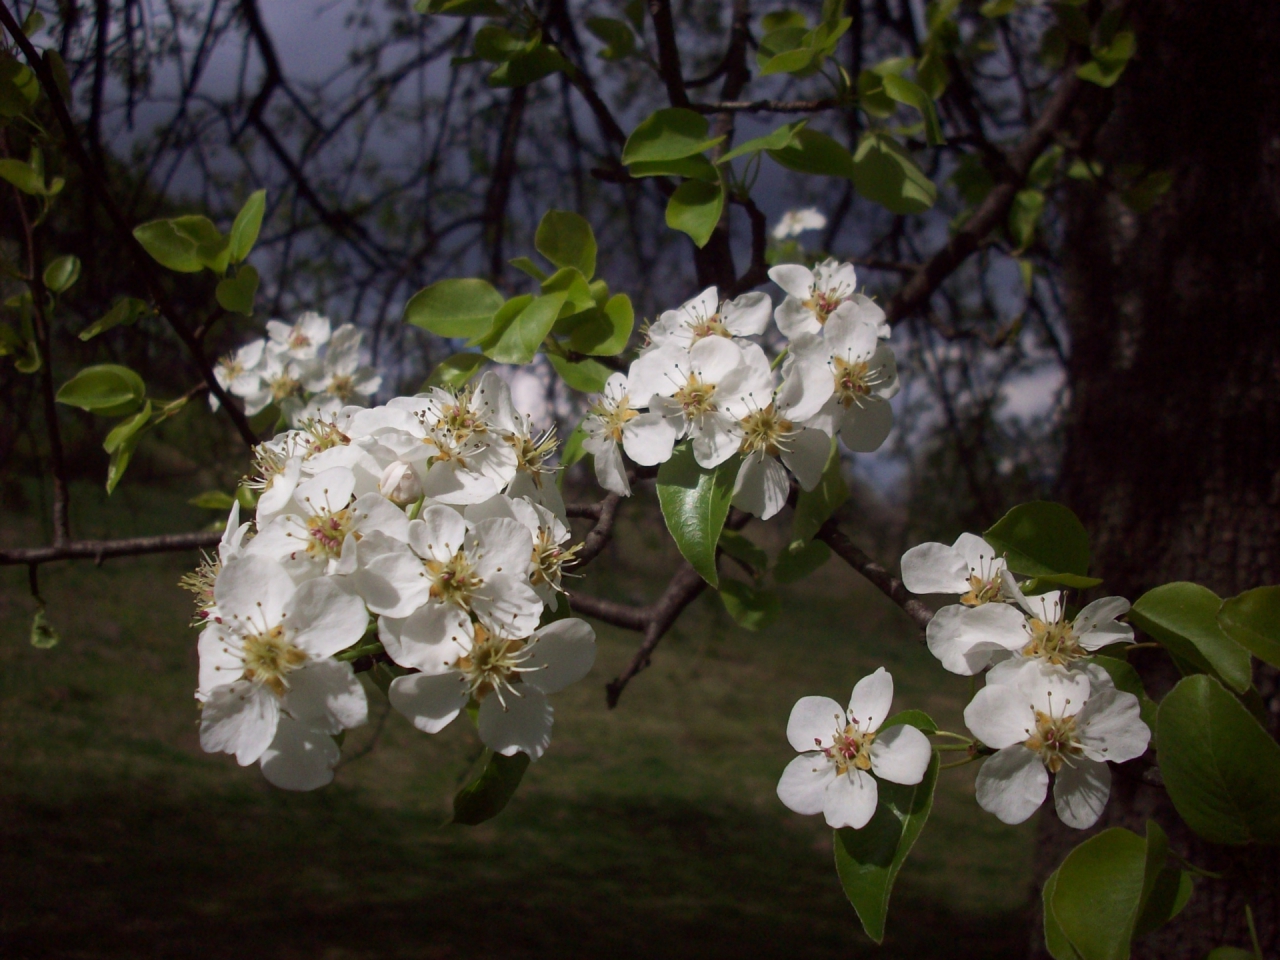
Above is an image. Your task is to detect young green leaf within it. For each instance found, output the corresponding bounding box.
[425,352,488,389]
[42,255,80,294]
[622,108,724,164]
[983,500,1093,579]
[56,364,146,416]
[851,133,937,215]
[718,529,769,572]
[719,579,781,631]
[665,179,724,248]
[0,158,47,196]
[565,293,633,356]
[1009,188,1046,250]
[767,128,857,178]
[717,121,807,164]
[1218,585,1280,669]
[404,277,504,338]
[627,155,721,182]
[488,45,569,87]
[1041,870,1083,960]
[535,209,598,278]
[30,607,59,649]
[229,189,267,263]
[791,440,847,544]
[585,17,635,60]
[215,264,260,316]
[880,709,938,734]
[1156,674,1280,846]
[189,490,238,511]
[170,215,232,274]
[1129,582,1252,693]
[880,74,944,146]
[104,400,153,494]
[451,750,531,825]
[833,753,939,943]
[480,291,567,364]
[655,442,739,587]
[79,297,151,341]
[547,353,611,393]
[508,256,548,281]
[1048,828,1148,960]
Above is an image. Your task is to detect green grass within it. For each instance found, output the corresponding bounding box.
[0,484,1037,958]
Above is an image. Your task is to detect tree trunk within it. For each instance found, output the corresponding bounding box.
[1043,1,1280,956]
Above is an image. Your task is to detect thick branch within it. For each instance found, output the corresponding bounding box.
[572,492,621,567]
[816,520,933,632]
[0,532,221,567]
[648,0,689,107]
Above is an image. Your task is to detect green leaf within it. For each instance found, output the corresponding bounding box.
[508,256,548,281]
[1219,586,1280,669]
[980,0,1017,16]
[229,189,266,263]
[718,121,807,164]
[170,215,232,273]
[479,291,567,364]
[1129,583,1253,693]
[851,133,937,214]
[30,607,59,649]
[565,293,633,356]
[858,69,899,119]
[79,297,151,341]
[1090,656,1157,730]
[791,440,847,544]
[535,209,597,278]
[104,400,152,494]
[42,255,80,294]
[586,17,635,60]
[665,179,724,248]
[983,500,1092,579]
[880,709,938,734]
[767,128,857,179]
[719,579,781,631]
[404,277,504,338]
[542,267,596,317]
[762,9,808,31]
[1042,870,1083,960]
[1049,828,1147,960]
[43,49,71,104]
[426,352,487,390]
[655,442,739,587]
[451,750,531,825]
[1156,674,1280,846]
[473,24,526,61]
[622,108,724,164]
[56,364,146,417]
[1132,822,1193,939]
[880,74,944,146]
[719,529,769,571]
[834,753,939,943]
[1206,950,1259,960]
[773,538,831,584]
[1028,145,1064,190]
[189,490,237,511]
[547,352,611,392]
[559,420,589,473]
[1076,30,1135,88]
[0,55,38,117]
[1009,188,1046,250]
[488,45,569,87]
[627,155,720,182]
[132,219,202,273]
[0,158,46,195]
[215,264,260,316]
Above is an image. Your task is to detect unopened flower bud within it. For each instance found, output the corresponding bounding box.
[379,461,422,505]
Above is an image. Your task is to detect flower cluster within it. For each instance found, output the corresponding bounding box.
[583,259,899,519]
[212,312,382,426]
[187,369,595,790]
[899,534,1150,828]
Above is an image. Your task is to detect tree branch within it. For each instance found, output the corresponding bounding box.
[604,561,707,707]
[815,520,933,632]
[0,532,222,567]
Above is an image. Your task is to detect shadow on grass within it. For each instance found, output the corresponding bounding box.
[1,779,1026,960]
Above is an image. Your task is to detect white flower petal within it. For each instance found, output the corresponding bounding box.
[379,605,472,674]
[478,686,553,760]
[621,413,678,466]
[523,618,597,694]
[786,695,845,752]
[470,517,534,582]
[1076,684,1149,764]
[200,681,280,766]
[900,542,971,595]
[410,506,468,563]
[258,715,341,791]
[824,768,878,829]
[690,413,742,468]
[721,291,772,337]
[1053,757,1111,829]
[355,537,430,618]
[284,576,369,658]
[926,603,1030,675]
[590,439,631,496]
[837,396,893,452]
[776,753,836,816]
[964,682,1037,749]
[974,746,1049,824]
[295,467,356,516]
[847,667,894,733]
[214,554,296,625]
[472,573,543,639]
[768,264,814,300]
[282,658,367,734]
[388,671,468,734]
[779,426,831,492]
[1074,596,1133,649]
[731,452,789,520]
[869,723,932,785]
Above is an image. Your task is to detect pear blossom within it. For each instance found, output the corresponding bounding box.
[900,533,1029,675]
[180,501,253,621]
[777,668,933,829]
[647,286,772,351]
[731,400,831,520]
[769,258,889,340]
[782,305,899,452]
[964,661,1149,828]
[772,207,827,240]
[504,411,566,519]
[581,372,678,496]
[388,616,596,760]
[358,503,541,633]
[628,337,773,469]
[301,324,382,404]
[266,311,331,361]
[211,339,267,412]
[986,589,1135,682]
[248,466,410,577]
[197,555,369,790]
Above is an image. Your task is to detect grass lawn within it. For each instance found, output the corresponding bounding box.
[0,482,1037,958]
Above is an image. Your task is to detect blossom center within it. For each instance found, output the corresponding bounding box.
[241,624,307,697]
[804,289,847,325]
[832,356,873,407]
[673,373,717,418]
[328,374,356,400]
[288,331,311,350]
[1022,617,1084,666]
[961,573,1005,606]
[1024,709,1082,773]
[270,373,303,401]
[510,428,559,485]
[455,623,532,707]
[739,405,793,457]
[305,507,357,559]
[531,530,579,589]
[689,314,730,342]
[425,548,484,609]
[302,419,350,455]
[822,723,875,776]
[591,396,639,443]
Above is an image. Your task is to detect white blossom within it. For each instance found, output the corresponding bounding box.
[769,258,889,340]
[731,399,831,520]
[964,661,1149,828]
[504,411,566,520]
[986,588,1135,680]
[466,495,579,610]
[266,311,331,361]
[777,668,932,829]
[301,324,382,404]
[772,208,827,240]
[197,555,369,790]
[388,617,596,760]
[580,371,679,496]
[647,286,772,351]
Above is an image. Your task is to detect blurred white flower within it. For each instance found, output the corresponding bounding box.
[772,207,827,240]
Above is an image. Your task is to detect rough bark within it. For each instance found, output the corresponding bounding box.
[1041,1,1280,956]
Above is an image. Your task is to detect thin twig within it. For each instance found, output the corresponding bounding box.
[604,561,707,707]
[815,519,934,632]
[0,531,222,566]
